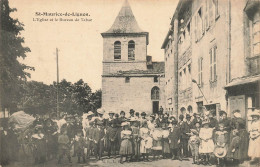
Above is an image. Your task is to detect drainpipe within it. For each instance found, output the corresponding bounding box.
[173,18,179,118]
[226,0,231,116]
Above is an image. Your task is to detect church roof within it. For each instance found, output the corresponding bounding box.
[103,61,165,77]
[102,0,147,35]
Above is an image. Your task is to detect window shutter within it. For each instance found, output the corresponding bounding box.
[194,14,197,41]
[210,48,212,81]
[209,0,215,26]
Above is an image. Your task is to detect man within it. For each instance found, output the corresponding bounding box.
[106,120,118,158]
[93,121,105,160]
[208,112,218,128]
[129,109,135,119]
[218,110,231,133]
[178,114,190,158]
[191,113,202,129]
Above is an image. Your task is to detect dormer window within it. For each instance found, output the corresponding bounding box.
[114,41,121,60]
[128,40,135,60]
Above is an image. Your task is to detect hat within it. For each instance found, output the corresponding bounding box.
[219,110,227,116]
[108,111,114,115]
[179,114,184,119]
[130,109,135,113]
[150,114,155,118]
[97,108,105,115]
[214,146,227,158]
[120,111,125,115]
[87,111,94,117]
[141,112,146,116]
[186,114,191,119]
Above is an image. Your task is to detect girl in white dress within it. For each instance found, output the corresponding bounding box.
[199,121,214,165]
[140,121,153,161]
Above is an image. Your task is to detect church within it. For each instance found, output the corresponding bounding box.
[101,0,165,115]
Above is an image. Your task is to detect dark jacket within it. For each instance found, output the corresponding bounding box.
[168,126,181,149]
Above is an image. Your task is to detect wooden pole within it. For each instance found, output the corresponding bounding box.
[56,48,59,118]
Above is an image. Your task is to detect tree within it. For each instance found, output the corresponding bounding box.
[0,0,34,113]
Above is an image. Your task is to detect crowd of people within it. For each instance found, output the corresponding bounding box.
[1,108,260,166]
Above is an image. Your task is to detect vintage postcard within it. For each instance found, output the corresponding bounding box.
[0,0,259,166]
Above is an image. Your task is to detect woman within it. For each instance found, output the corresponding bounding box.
[140,121,153,161]
[199,121,214,165]
[32,125,46,164]
[230,110,249,162]
[119,122,133,163]
[248,111,260,165]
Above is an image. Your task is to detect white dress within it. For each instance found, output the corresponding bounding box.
[248,120,260,158]
[140,127,153,153]
[199,128,214,154]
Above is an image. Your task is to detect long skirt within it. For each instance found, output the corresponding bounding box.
[162,139,170,154]
[248,136,260,158]
[199,139,214,154]
[119,139,133,155]
[238,129,249,160]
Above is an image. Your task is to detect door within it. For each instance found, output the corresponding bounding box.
[153,101,159,114]
[229,95,246,118]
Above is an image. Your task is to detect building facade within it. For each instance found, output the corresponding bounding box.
[162,0,259,119]
[101,0,165,114]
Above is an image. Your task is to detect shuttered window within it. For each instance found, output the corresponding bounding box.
[128,40,135,61]
[114,41,121,60]
[210,46,217,82]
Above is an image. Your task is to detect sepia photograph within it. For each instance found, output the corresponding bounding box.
[0,0,259,166]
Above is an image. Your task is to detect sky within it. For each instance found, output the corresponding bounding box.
[9,0,178,91]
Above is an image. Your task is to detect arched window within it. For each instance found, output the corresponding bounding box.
[114,41,121,60]
[151,86,160,100]
[128,40,135,60]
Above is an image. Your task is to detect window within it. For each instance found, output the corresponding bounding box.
[114,41,121,60]
[210,46,217,82]
[198,57,203,85]
[154,76,158,83]
[205,0,216,30]
[195,7,204,41]
[125,77,130,83]
[151,86,160,100]
[128,40,135,60]
[215,0,219,19]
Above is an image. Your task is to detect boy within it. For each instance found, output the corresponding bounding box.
[58,129,72,164]
[73,130,87,163]
[168,120,181,161]
[188,122,200,164]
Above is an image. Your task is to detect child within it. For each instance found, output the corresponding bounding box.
[73,130,87,163]
[140,121,153,161]
[199,121,214,165]
[131,120,141,161]
[58,129,72,164]
[168,120,181,161]
[162,123,170,159]
[213,123,228,165]
[188,122,200,164]
[119,122,133,163]
[227,129,240,165]
[93,121,105,160]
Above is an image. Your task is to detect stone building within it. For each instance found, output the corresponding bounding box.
[101,0,165,114]
[162,0,259,119]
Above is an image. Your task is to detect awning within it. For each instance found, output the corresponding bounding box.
[224,75,260,89]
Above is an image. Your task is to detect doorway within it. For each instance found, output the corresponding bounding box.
[153,101,159,114]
